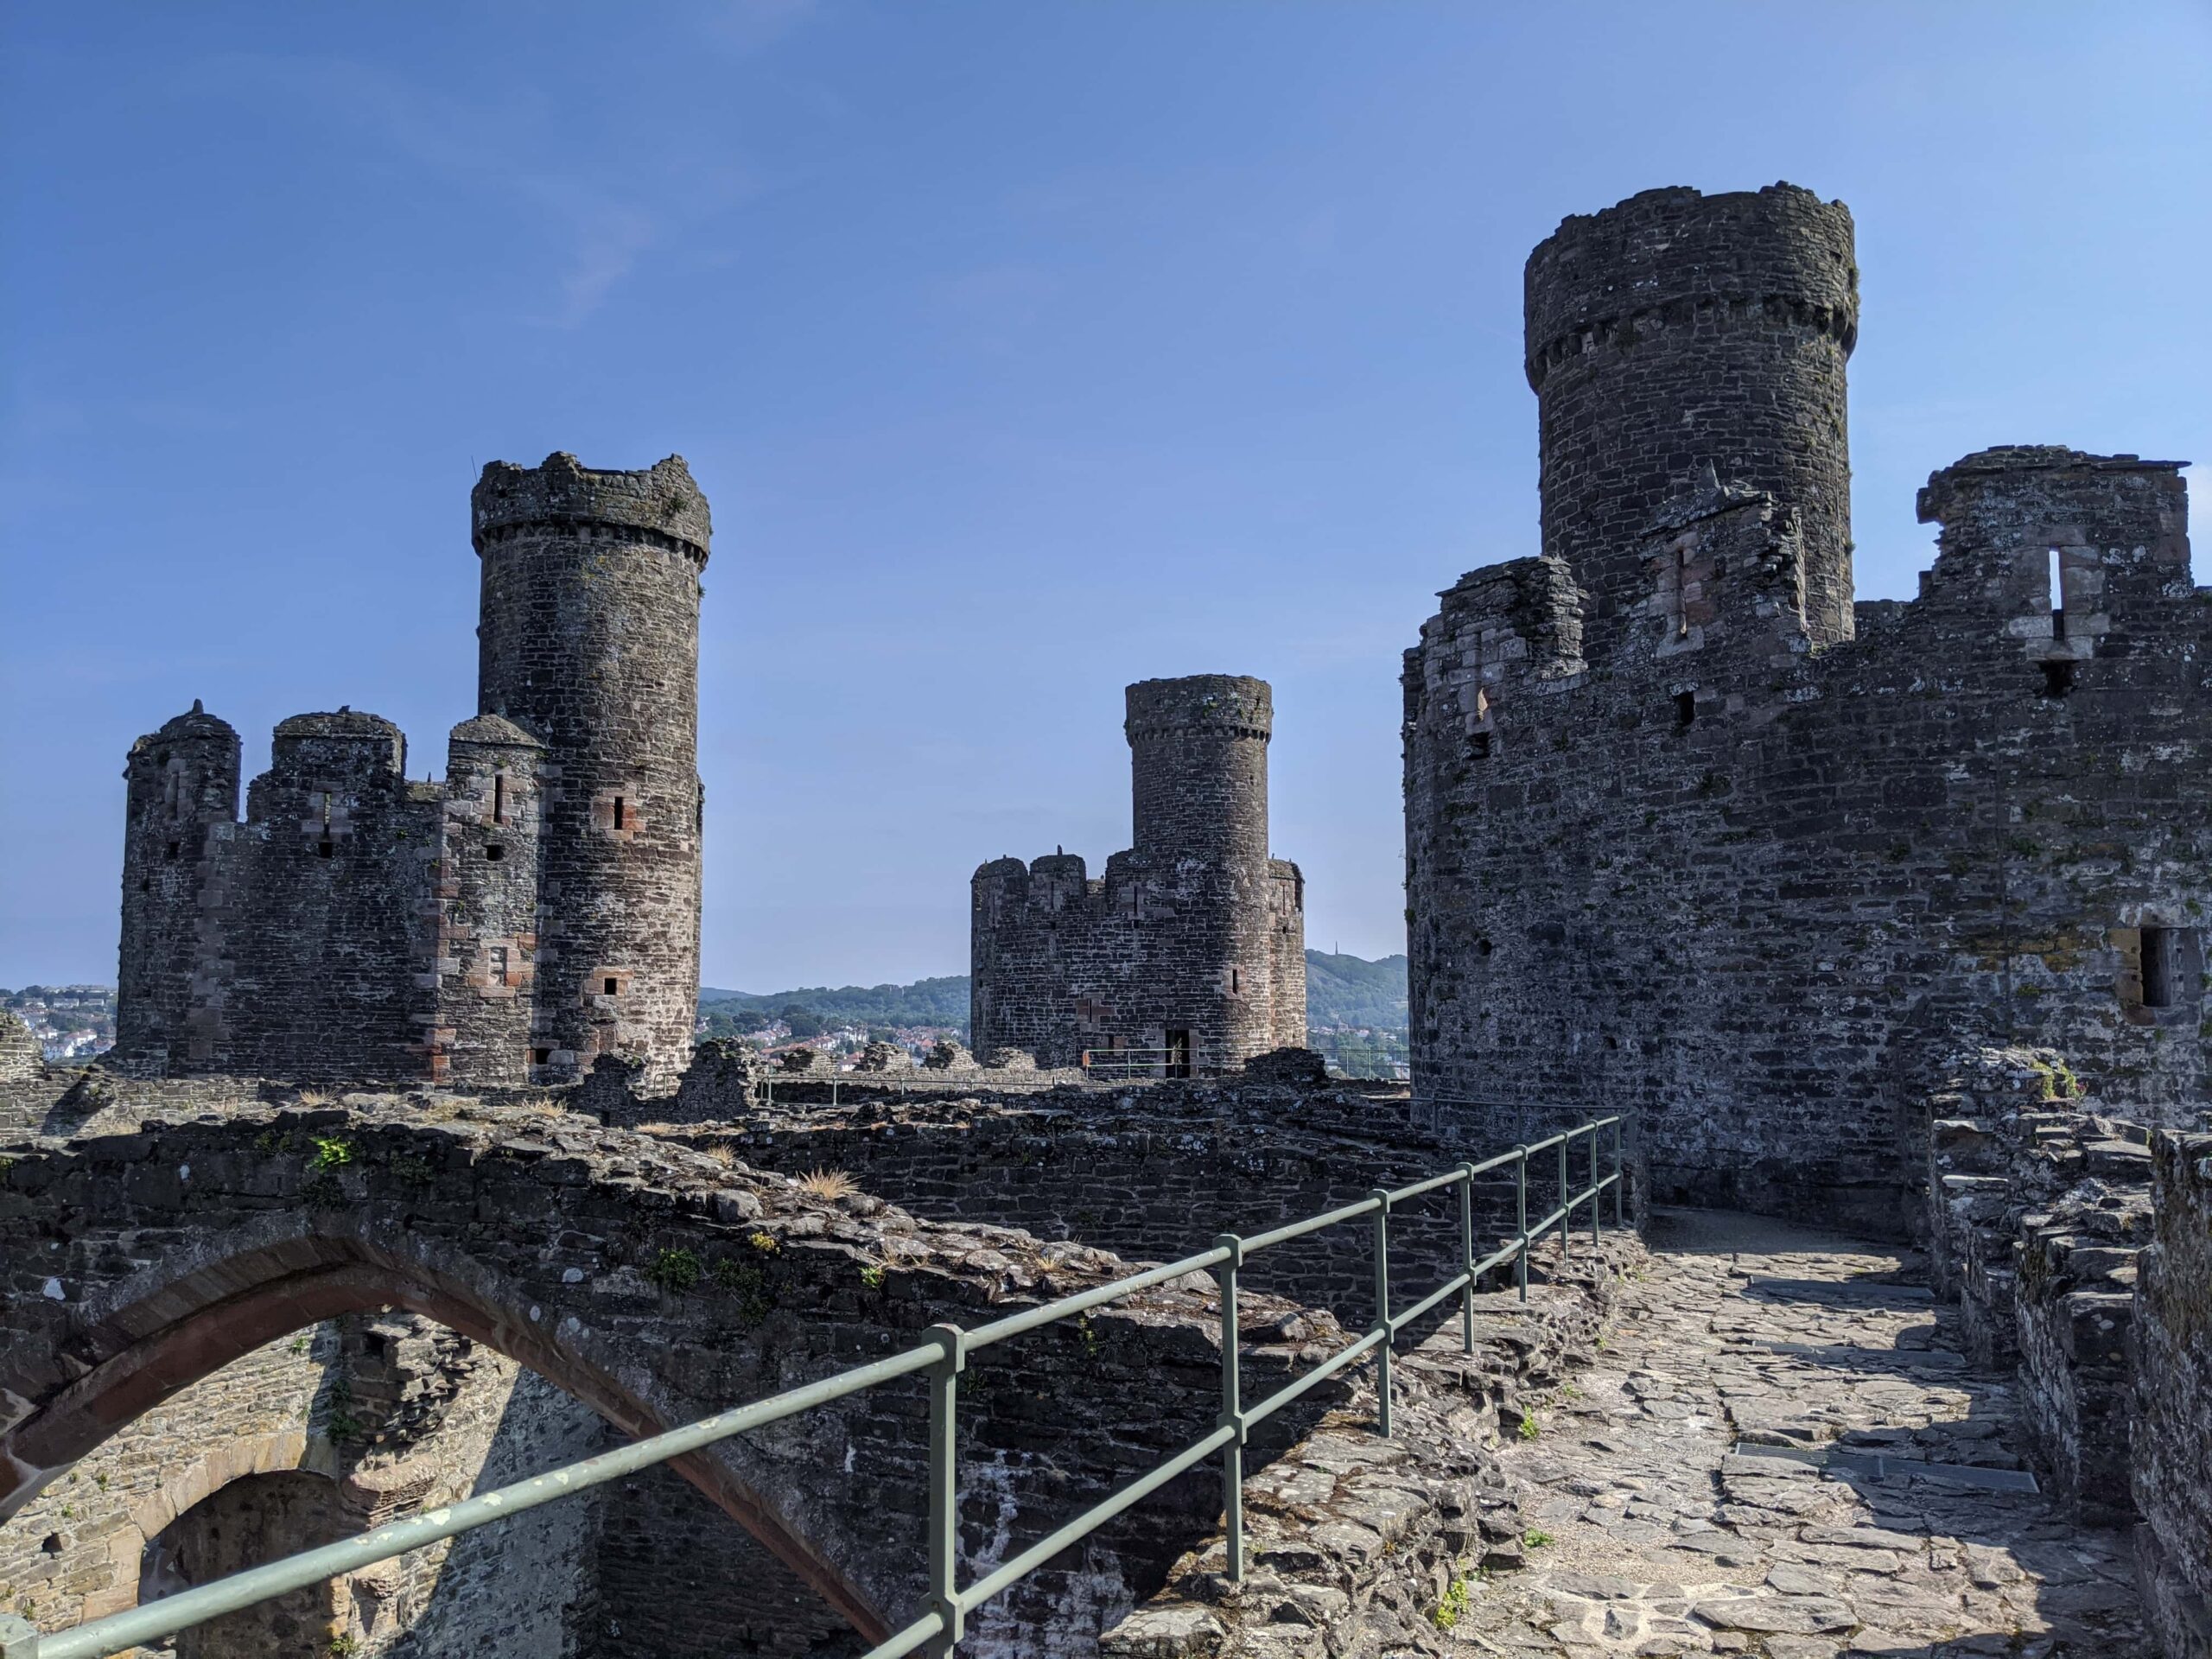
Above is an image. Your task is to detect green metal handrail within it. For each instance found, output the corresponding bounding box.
[1,1114,1627,1659]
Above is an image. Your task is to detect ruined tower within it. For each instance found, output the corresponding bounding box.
[1525,183,1858,649]
[473,454,709,1090]
[970,674,1305,1072]
[111,453,711,1091]
[1405,182,2206,1232]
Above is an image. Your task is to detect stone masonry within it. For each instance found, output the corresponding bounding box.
[972,675,1306,1071]
[1405,183,2208,1234]
[111,453,709,1094]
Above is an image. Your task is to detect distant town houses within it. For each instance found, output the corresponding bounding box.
[1,985,117,1062]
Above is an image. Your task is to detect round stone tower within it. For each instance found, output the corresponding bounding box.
[1124,674,1279,1065]
[115,701,240,1072]
[1127,674,1273,866]
[1524,183,1858,649]
[471,454,709,1090]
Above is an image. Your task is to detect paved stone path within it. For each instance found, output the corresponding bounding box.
[1446,1208,2147,1659]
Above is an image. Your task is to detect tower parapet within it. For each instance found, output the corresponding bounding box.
[1526,183,1857,651]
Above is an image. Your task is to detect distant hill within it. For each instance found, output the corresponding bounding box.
[702,951,1408,1041]
[699,976,969,1034]
[1301,951,1408,1030]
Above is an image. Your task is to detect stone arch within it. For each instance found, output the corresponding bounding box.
[0,1223,894,1644]
[143,1465,358,1657]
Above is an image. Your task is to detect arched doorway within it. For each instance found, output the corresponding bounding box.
[140,1469,356,1656]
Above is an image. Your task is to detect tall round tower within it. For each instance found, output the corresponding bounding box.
[1127,674,1272,866]
[471,454,709,1090]
[1124,674,1279,1065]
[1524,183,1858,649]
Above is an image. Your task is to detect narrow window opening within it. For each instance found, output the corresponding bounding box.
[603,976,620,996]
[165,841,181,861]
[1673,548,1692,639]
[531,1046,550,1066]
[613,796,626,830]
[1230,968,1240,995]
[321,791,333,829]
[488,946,509,988]
[2142,925,2183,1009]
[493,773,505,824]
[1165,1029,1192,1079]
[2041,660,2075,699]
[1470,730,1492,758]
[1675,690,1697,727]
[2048,548,2067,641]
[485,842,505,862]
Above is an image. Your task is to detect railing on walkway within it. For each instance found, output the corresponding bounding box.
[0,1116,1628,1659]
[1077,1045,1206,1080]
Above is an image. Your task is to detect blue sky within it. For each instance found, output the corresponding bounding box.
[4,2,2209,992]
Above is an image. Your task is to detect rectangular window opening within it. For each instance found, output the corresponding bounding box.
[316,840,334,859]
[1165,1028,1192,1079]
[489,946,510,988]
[2048,549,2067,641]
[485,842,505,862]
[613,796,626,830]
[165,841,181,861]
[1675,690,1697,728]
[2041,660,2075,699]
[531,1046,550,1066]
[493,774,505,825]
[1470,730,1492,759]
[2142,925,2184,1009]
[603,976,620,996]
[1230,968,1240,995]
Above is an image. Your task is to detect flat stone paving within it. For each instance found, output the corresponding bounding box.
[1448,1207,2146,1659]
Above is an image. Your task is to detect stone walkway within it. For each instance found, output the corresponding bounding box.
[1447,1208,2147,1659]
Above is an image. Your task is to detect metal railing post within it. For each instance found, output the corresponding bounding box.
[1590,1123,1601,1247]
[1456,1161,1477,1354]
[1516,1147,1529,1301]
[925,1323,967,1656]
[0,1614,39,1658]
[1215,1233,1245,1582]
[1370,1189,1393,1437]
[1614,1116,1625,1228]
[1557,1135,1571,1259]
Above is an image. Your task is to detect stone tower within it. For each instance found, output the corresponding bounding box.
[970,674,1305,1072]
[114,702,241,1071]
[472,454,710,1090]
[1525,183,1858,650]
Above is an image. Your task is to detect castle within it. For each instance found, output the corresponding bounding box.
[969,674,1306,1071]
[112,453,710,1092]
[1403,183,2207,1230]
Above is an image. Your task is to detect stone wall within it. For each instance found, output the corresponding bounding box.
[0,1095,1399,1655]
[1919,1046,2159,1523]
[2132,1130,2212,1659]
[662,1079,1643,1337]
[108,453,710,1095]
[972,676,1306,1072]
[1409,181,2207,1236]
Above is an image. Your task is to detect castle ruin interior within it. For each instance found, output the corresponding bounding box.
[3,182,2209,1659]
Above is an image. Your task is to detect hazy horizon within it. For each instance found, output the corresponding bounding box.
[5,3,2209,988]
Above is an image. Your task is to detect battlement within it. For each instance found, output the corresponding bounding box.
[1123,673,1273,742]
[471,452,712,566]
[1523,181,1857,387]
[269,707,406,777]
